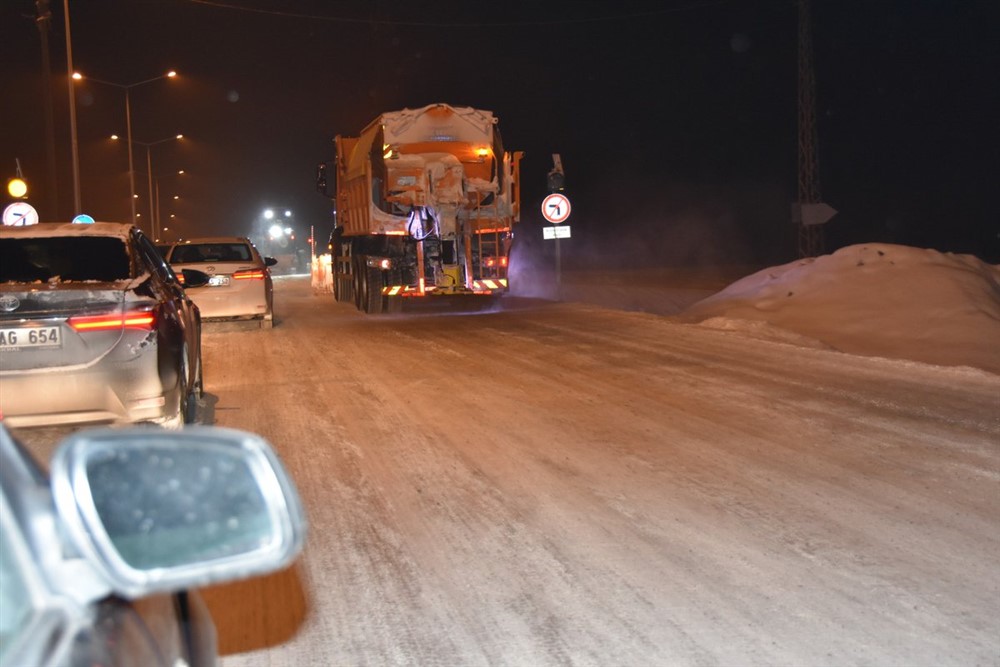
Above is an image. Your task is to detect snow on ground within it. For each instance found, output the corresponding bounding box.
[674,244,1000,375]
[535,243,1000,376]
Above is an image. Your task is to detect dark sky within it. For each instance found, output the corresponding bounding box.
[2,0,998,265]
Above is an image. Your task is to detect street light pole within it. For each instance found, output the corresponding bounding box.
[126,89,137,227]
[72,70,176,225]
[145,141,154,237]
[129,134,183,239]
[63,0,81,215]
[155,180,161,240]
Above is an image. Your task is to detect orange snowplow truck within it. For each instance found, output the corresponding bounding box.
[316,103,523,313]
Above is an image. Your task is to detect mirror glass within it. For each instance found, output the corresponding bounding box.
[85,443,274,570]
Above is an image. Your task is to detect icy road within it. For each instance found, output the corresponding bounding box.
[17,273,1000,666]
[193,275,999,667]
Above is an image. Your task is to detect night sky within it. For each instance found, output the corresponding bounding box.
[2,0,998,265]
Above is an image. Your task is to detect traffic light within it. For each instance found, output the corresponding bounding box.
[546,170,564,194]
[7,178,27,199]
[547,153,565,194]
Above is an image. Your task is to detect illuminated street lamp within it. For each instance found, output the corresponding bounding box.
[114,134,182,238]
[73,70,177,228]
[142,135,182,240]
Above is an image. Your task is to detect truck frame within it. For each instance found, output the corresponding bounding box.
[316,103,522,313]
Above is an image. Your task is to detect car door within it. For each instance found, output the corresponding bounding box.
[132,230,202,404]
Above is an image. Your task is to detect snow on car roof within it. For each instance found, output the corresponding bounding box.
[0,222,133,240]
[173,236,251,244]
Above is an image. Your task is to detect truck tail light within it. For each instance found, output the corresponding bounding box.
[69,310,156,332]
[233,269,266,280]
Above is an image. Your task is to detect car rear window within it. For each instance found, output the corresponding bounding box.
[170,243,252,264]
[0,237,132,283]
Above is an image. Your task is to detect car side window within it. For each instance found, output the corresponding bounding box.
[133,231,179,285]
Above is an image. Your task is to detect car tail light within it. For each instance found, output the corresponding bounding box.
[69,310,156,332]
[233,269,266,280]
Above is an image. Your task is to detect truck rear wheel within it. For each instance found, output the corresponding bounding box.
[352,257,364,310]
[363,265,384,314]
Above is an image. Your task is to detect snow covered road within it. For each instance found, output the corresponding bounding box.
[193,275,999,666]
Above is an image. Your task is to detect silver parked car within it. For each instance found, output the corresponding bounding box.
[0,422,307,667]
[162,237,276,329]
[0,222,205,428]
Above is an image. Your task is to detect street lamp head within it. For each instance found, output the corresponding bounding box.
[72,70,178,89]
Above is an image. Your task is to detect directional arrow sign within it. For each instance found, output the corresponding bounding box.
[2,202,38,227]
[801,202,837,226]
[541,193,571,224]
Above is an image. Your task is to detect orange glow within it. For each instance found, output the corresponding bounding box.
[233,269,266,280]
[69,311,155,331]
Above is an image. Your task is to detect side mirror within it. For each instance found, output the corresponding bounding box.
[265,257,278,267]
[180,268,211,288]
[49,426,307,598]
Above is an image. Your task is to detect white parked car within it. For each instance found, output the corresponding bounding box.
[163,237,276,328]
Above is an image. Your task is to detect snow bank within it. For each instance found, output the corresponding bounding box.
[677,244,1000,375]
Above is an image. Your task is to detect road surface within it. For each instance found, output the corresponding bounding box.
[15,275,1000,666]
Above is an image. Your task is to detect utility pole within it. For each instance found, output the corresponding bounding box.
[35,0,59,218]
[63,0,82,215]
[795,0,828,258]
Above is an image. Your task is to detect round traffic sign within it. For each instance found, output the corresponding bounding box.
[541,193,571,224]
[2,202,39,227]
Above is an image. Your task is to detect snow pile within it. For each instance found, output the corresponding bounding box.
[676,244,1000,375]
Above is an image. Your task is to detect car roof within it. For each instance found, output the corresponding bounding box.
[0,222,136,239]
[173,236,251,244]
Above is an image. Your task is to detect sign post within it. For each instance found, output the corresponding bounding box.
[541,192,572,290]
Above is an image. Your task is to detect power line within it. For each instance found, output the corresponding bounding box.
[185,0,736,28]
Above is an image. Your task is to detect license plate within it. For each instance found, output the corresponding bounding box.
[0,326,62,350]
[208,275,231,287]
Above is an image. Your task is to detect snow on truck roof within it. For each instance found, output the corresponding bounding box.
[346,104,498,181]
[355,103,496,143]
[381,103,496,137]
